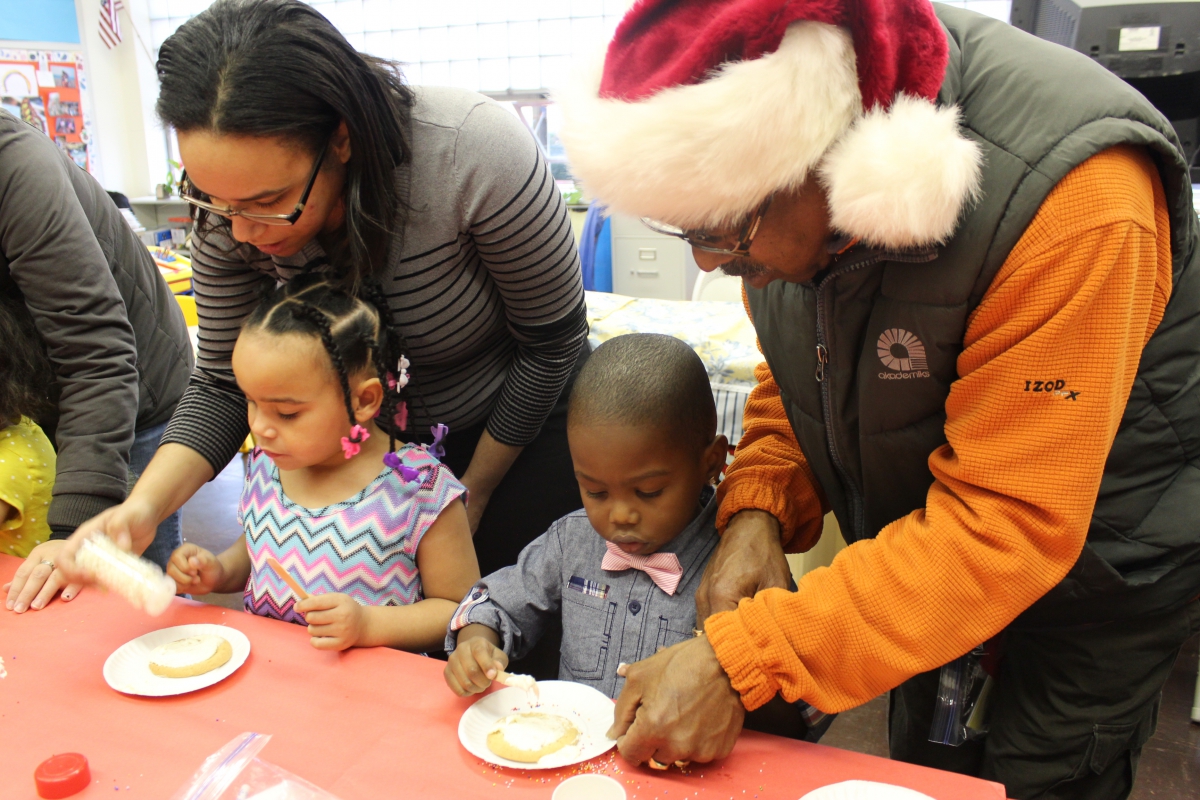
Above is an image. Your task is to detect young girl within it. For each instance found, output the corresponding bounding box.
[0,294,58,559]
[168,277,479,653]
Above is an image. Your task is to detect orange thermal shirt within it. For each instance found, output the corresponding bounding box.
[707,146,1173,712]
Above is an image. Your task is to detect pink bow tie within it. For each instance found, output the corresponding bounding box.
[601,541,683,595]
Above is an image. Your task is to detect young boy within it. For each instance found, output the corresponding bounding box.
[444,333,828,741]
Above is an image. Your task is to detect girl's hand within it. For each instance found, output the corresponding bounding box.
[166,544,224,594]
[445,634,509,696]
[4,540,84,613]
[298,593,367,651]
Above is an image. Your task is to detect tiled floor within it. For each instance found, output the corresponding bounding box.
[182,459,1200,796]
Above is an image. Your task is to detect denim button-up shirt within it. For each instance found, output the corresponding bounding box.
[447,488,718,699]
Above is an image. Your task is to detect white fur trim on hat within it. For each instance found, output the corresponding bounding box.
[557,22,861,230]
[818,95,983,248]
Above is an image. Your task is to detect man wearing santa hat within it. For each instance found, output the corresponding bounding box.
[559,1,1200,797]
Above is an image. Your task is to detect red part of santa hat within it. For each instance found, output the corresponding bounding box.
[557,0,983,249]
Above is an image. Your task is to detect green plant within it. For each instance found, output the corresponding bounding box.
[162,159,183,196]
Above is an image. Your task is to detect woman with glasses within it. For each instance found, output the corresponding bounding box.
[31,0,587,638]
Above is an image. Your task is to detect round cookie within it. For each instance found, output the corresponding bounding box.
[149,635,233,678]
[487,712,579,763]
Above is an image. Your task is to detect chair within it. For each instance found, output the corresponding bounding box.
[691,269,744,302]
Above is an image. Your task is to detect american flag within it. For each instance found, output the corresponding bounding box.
[99,0,124,49]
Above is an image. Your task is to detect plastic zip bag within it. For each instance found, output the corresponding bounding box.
[170,732,343,800]
[928,647,993,746]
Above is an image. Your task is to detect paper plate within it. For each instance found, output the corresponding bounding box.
[459,680,616,770]
[103,623,251,697]
[800,781,935,800]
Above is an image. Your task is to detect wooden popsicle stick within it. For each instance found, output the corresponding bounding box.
[266,556,309,601]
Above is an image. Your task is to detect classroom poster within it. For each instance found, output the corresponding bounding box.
[0,50,91,172]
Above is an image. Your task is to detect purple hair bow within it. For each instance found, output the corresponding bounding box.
[428,424,449,459]
[382,450,421,483]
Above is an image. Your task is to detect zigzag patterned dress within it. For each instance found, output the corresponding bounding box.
[240,445,466,624]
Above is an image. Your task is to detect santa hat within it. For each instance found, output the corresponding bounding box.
[556,0,983,249]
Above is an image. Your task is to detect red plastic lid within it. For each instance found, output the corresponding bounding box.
[35,753,90,799]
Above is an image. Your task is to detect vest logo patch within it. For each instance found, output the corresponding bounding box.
[877,329,930,379]
[1024,379,1080,400]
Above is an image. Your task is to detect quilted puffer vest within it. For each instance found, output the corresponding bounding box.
[746,6,1200,625]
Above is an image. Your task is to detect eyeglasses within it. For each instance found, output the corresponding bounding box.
[641,196,773,257]
[179,143,328,227]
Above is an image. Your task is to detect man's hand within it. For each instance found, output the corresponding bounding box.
[695,510,791,624]
[445,630,509,696]
[165,544,224,595]
[298,593,368,651]
[609,636,745,766]
[4,540,83,613]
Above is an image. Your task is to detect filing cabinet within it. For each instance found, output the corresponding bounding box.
[609,214,698,300]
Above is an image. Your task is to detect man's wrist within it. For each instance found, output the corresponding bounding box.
[728,509,783,541]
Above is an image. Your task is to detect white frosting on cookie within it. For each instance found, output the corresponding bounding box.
[537,745,581,767]
[490,713,575,752]
[150,635,224,669]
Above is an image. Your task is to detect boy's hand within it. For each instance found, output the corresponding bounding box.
[445,635,508,696]
[298,593,367,651]
[166,544,224,595]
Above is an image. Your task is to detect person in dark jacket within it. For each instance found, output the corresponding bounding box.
[1,109,193,613]
[557,1,1200,798]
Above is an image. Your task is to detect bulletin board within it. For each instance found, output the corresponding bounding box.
[0,49,91,172]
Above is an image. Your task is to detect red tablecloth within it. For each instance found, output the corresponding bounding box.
[0,556,1007,799]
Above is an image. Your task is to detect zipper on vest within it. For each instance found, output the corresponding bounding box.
[813,250,883,541]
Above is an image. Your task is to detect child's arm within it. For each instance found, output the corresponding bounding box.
[299,498,479,652]
[445,623,508,696]
[166,539,252,595]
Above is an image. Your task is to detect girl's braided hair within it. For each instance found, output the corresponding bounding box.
[0,293,59,428]
[242,274,416,454]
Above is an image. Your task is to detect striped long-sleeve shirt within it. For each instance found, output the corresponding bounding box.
[162,87,587,472]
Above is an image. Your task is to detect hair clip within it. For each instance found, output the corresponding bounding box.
[382,451,422,483]
[428,423,449,459]
[393,401,408,431]
[390,356,410,390]
[341,424,370,459]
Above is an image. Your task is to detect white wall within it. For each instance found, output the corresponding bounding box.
[107,0,1016,196]
[72,0,167,197]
